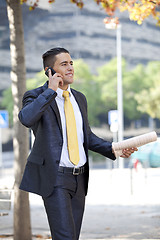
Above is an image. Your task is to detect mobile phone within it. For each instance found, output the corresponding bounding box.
[45,67,56,77]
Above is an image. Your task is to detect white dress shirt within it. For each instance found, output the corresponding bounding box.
[55,86,87,168]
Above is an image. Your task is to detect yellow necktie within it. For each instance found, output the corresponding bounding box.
[63,91,80,166]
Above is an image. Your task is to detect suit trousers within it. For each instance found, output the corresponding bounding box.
[42,169,86,240]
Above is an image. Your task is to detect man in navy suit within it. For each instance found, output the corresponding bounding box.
[19,47,136,240]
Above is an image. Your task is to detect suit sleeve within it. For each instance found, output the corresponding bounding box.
[81,93,116,160]
[18,88,57,128]
[88,130,116,160]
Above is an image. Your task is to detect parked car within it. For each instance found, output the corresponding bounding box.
[130,138,160,168]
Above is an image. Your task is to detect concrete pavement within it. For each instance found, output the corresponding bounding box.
[0,153,160,239]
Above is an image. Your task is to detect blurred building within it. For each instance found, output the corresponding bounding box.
[0,0,160,93]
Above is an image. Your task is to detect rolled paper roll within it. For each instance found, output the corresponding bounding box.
[112,131,157,158]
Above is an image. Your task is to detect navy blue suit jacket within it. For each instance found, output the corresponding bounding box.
[18,82,116,197]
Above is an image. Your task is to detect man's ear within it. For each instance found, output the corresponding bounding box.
[45,67,48,71]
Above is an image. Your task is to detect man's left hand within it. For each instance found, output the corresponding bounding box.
[120,147,138,158]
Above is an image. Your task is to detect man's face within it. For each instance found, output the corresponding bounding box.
[53,52,74,87]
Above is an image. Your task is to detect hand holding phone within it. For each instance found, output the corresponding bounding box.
[46,67,63,91]
[45,67,56,77]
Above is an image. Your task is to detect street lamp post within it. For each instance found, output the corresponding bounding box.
[116,24,124,168]
[105,19,124,168]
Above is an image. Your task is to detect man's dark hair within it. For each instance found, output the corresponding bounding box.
[42,47,69,69]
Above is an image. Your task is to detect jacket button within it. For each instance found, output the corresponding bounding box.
[56,160,59,164]
[59,142,62,146]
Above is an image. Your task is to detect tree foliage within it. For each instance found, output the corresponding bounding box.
[135,61,160,118]
[100,0,160,25]
[95,58,151,121]
[123,63,149,119]
[21,0,160,26]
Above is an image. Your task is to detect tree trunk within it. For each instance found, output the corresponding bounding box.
[6,1,32,239]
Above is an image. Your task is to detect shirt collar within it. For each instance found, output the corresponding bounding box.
[56,85,71,100]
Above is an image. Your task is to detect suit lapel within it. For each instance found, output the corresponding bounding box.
[42,81,62,134]
[71,88,87,131]
[71,89,85,118]
[50,100,62,134]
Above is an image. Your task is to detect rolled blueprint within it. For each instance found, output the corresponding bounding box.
[112,131,157,158]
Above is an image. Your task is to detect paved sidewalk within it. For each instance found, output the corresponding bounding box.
[0,162,160,239]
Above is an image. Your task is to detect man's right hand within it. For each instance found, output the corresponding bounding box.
[48,69,63,91]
